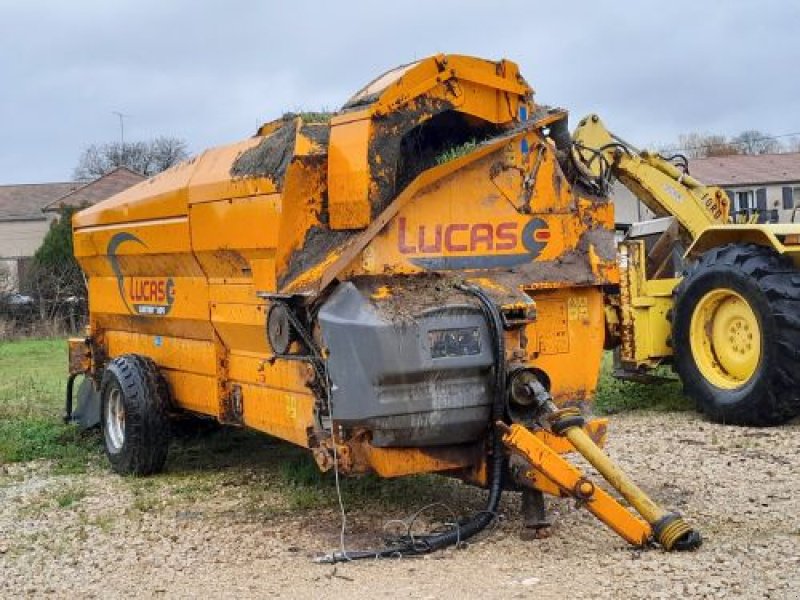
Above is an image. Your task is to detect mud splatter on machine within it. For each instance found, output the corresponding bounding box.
[67,55,701,556]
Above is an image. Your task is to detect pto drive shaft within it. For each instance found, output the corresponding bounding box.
[502,378,702,550]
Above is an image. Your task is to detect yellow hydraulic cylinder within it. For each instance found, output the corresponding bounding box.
[641,151,704,190]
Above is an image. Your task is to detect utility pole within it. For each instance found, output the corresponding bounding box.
[112,111,130,144]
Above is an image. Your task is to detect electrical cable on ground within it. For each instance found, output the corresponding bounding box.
[265,298,352,560]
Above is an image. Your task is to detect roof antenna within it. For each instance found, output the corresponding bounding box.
[112,111,131,144]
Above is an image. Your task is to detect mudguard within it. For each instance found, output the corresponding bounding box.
[70,377,101,429]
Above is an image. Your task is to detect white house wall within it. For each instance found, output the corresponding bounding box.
[724,182,800,222]
[611,181,655,227]
[0,218,54,258]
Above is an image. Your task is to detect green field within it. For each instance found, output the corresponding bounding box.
[0,338,691,471]
[0,339,446,509]
[0,338,100,472]
[0,338,67,418]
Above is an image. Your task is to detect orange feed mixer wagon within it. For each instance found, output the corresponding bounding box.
[66,55,700,557]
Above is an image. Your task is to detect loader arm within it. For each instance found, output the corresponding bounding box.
[571,114,730,244]
[571,114,732,371]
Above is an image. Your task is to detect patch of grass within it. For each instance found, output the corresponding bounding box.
[54,484,87,508]
[278,455,330,510]
[0,418,100,473]
[277,453,441,511]
[594,353,692,414]
[169,478,216,502]
[0,338,101,472]
[0,338,66,418]
[127,478,161,513]
[278,453,326,487]
[87,513,115,533]
[16,494,54,519]
[435,139,478,165]
[282,111,333,124]
[131,495,159,513]
[167,425,284,473]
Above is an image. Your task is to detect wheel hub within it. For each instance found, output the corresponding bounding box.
[689,289,762,389]
[105,386,126,452]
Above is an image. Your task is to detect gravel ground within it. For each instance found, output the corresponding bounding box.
[1,411,799,599]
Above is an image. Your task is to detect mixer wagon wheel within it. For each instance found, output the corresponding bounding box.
[100,354,171,475]
[672,243,800,426]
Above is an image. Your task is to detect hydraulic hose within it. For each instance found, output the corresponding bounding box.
[318,283,507,562]
[420,283,507,551]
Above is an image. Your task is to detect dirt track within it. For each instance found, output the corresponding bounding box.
[1,411,799,599]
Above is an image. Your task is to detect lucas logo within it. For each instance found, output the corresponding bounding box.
[128,277,175,316]
[107,232,176,316]
[396,217,551,270]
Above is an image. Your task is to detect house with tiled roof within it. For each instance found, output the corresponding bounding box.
[0,167,144,293]
[41,167,144,214]
[614,152,800,228]
[689,152,800,223]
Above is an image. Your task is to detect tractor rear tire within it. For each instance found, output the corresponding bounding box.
[672,243,800,426]
[100,354,171,475]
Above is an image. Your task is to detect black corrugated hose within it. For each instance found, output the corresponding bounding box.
[319,283,507,562]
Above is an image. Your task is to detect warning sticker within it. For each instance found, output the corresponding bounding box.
[567,297,589,322]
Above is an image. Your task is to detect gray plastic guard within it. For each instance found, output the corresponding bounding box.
[318,281,494,447]
[71,377,101,429]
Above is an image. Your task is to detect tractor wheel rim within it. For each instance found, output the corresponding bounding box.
[106,387,126,451]
[689,288,762,389]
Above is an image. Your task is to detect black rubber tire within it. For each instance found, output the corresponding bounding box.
[672,243,800,426]
[100,354,171,475]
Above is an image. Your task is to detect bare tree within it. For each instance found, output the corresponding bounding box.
[29,259,85,323]
[663,130,793,158]
[73,136,189,180]
[731,130,783,155]
[674,133,740,159]
[149,136,189,170]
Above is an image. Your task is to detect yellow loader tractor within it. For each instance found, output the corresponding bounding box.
[570,116,800,426]
[64,54,718,558]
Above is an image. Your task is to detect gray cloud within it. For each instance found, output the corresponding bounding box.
[1,0,798,182]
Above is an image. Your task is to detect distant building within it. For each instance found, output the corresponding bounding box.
[612,182,654,229]
[612,152,800,227]
[689,152,800,223]
[40,167,144,214]
[0,181,79,293]
[0,167,144,292]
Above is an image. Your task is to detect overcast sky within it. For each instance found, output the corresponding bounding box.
[1,0,798,184]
